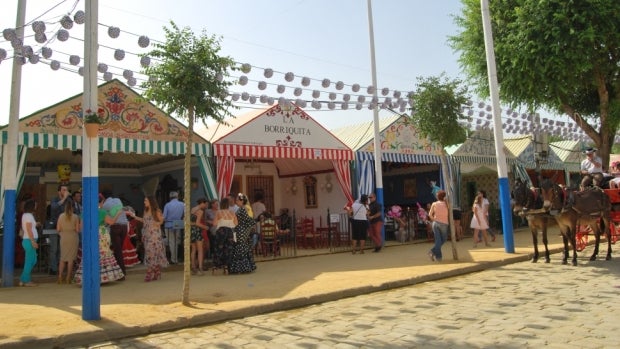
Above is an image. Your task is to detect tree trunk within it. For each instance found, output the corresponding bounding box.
[440,150,458,261]
[181,106,194,306]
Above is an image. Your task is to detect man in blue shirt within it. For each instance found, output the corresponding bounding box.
[163,191,185,264]
[102,190,128,278]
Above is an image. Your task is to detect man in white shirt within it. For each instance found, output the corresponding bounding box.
[581,148,603,175]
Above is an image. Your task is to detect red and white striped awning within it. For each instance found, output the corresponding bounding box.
[214,144,353,161]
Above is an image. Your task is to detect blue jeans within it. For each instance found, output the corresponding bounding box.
[21,239,38,283]
[431,221,448,260]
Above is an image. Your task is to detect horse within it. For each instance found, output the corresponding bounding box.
[540,180,612,266]
[511,179,551,263]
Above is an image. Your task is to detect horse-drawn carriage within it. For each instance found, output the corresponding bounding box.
[574,189,620,251]
[512,178,616,266]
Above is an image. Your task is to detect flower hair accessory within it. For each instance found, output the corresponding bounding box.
[386,205,402,219]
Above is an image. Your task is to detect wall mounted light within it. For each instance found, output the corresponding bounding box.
[320,174,333,193]
[285,178,298,195]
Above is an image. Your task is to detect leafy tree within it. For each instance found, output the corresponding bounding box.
[409,74,469,260]
[141,21,236,305]
[450,0,620,168]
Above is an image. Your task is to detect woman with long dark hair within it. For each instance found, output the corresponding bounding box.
[129,196,168,281]
[228,193,257,274]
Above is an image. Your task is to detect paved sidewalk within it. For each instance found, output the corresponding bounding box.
[0,227,573,348]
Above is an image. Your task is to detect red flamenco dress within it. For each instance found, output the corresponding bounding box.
[122,220,140,268]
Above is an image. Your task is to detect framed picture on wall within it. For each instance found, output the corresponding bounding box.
[303,175,318,208]
[403,178,417,198]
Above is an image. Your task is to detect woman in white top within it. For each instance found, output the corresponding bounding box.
[20,199,39,287]
[212,197,238,273]
[346,194,369,254]
[470,193,491,248]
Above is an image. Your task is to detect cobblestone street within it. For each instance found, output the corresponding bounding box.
[79,248,620,349]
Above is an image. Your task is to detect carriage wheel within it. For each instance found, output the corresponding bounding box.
[575,227,588,252]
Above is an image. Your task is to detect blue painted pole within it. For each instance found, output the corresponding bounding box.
[481,0,514,252]
[82,0,101,320]
[1,0,26,288]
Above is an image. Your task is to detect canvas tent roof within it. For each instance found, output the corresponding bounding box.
[198,104,353,177]
[549,140,584,172]
[504,135,565,170]
[0,79,211,168]
[331,112,442,163]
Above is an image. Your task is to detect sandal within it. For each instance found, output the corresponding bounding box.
[20,282,38,287]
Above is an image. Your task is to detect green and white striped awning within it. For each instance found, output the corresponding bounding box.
[1,131,211,156]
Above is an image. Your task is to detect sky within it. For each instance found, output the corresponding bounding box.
[0,0,470,131]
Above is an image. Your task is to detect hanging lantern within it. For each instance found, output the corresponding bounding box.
[97,63,108,73]
[123,69,133,79]
[393,90,401,98]
[108,26,121,39]
[264,68,273,78]
[335,81,344,90]
[69,55,80,65]
[238,75,248,85]
[0,48,7,61]
[356,102,363,110]
[259,95,268,103]
[32,21,46,33]
[328,102,335,110]
[103,72,113,81]
[60,15,73,29]
[384,97,392,105]
[240,63,251,73]
[22,45,33,58]
[342,94,351,102]
[312,100,321,109]
[267,97,274,105]
[28,55,39,64]
[78,67,84,76]
[241,92,249,101]
[277,85,285,94]
[50,60,60,70]
[258,81,267,90]
[216,72,224,82]
[341,102,348,110]
[301,76,310,86]
[329,92,336,100]
[295,98,304,106]
[34,32,47,43]
[114,49,125,60]
[352,83,360,92]
[249,95,257,104]
[312,90,320,98]
[231,93,240,101]
[357,95,365,103]
[321,78,330,88]
[138,35,150,48]
[284,72,294,82]
[367,85,375,94]
[3,28,16,41]
[74,10,85,24]
[11,37,23,49]
[57,29,69,41]
[278,97,287,106]
[140,56,150,67]
[381,87,389,96]
[293,87,302,96]
[298,100,307,108]
[41,47,52,59]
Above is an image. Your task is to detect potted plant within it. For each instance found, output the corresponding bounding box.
[83,107,103,137]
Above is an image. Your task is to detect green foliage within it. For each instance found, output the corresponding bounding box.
[408,74,468,147]
[450,0,620,164]
[140,21,236,124]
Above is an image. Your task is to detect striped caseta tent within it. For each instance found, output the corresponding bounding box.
[198,104,355,205]
[331,112,444,201]
[0,80,217,221]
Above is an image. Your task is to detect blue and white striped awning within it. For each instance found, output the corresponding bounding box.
[357,151,441,164]
[1,131,211,156]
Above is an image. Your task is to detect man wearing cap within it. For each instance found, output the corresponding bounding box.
[581,148,603,175]
[163,191,185,264]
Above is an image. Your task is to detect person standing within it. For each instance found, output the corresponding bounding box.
[48,184,70,276]
[129,196,168,281]
[19,199,39,287]
[212,197,238,274]
[162,191,184,264]
[428,190,449,262]
[56,199,80,284]
[347,194,369,254]
[71,189,83,216]
[190,198,208,275]
[479,190,495,242]
[101,190,128,278]
[367,193,384,252]
[470,193,491,248]
[228,193,257,274]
